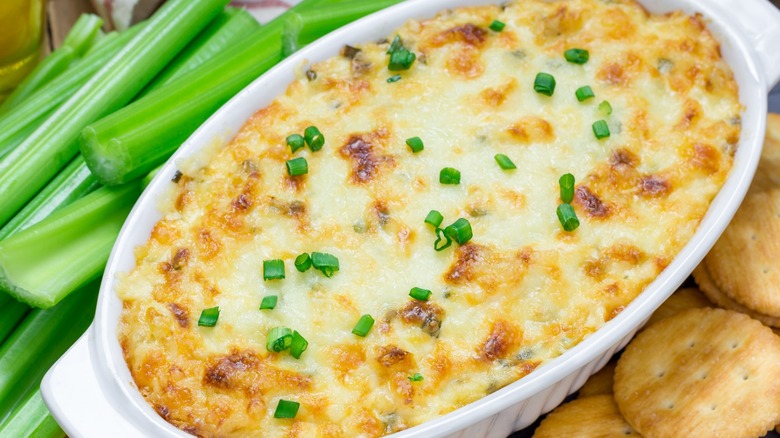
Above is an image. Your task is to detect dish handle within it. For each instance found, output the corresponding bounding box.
[41,327,145,437]
[717,0,780,89]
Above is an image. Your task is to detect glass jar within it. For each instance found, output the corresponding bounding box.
[0,0,47,102]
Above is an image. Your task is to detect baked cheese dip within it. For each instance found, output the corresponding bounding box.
[117,0,741,436]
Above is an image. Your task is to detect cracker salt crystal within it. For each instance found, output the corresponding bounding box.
[614,307,780,438]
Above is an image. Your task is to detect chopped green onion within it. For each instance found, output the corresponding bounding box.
[387,74,402,83]
[286,134,305,153]
[533,72,556,96]
[439,167,461,185]
[575,86,595,102]
[267,327,293,352]
[406,136,424,153]
[424,210,444,228]
[557,203,580,232]
[260,295,278,310]
[564,48,589,64]
[388,49,416,71]
[598,100,612,115]
[559,173,575,204]
[352,314,374,337]
[304,125,324,151]
[489,20,505,32]
[311,252,339,277]
[198,306,220,327]
[592,120,610,139]
[290,330,308,359]
[286,157,308,176]
[263,259,286,280]
[408,373,424,382]
[387,35,403,54]
[294,253,312,272]
[444,218,473,245]
[274,399,300,419]
[434,227,453,251]
[409,287,432,301]
[494,154,516,170]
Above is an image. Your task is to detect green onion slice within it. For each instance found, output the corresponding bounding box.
[388,49,416,71]
[267,327,293,352]
[274,399,300,419]
[564,48,589,64]
[489,20,505,32]
[409,287,432,301]
[387,35,402,54]
[286,157,308,176]
[575,86,595,102]
[197,306,219,327]
[599,100,613,115]
[406,136,424,153]
[304,126,324,151]
[311,252,339,277]
[533,72,556,96]
[494,154,516,170]
[263,259,285,280]
[592,120,610,139]
[439,167,461,185]
[387,74,402,83]
[408,373,424,382]
[559,173,575,204]
[290,330,308,359]
[286,134,305,153]
[260,295,278,310]
[294,253,312,272]
[352,314,375,337]
[557,203,580,232]
[424,210,444,228]
[444,218,473,245]
[434,227,453,251]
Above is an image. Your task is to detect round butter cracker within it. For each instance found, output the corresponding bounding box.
[702,116,780,317]
[577,361,616,398]
[614,307,780,438]
[644,287,712,329]
[533,395,639,438]
[693,264,780,328]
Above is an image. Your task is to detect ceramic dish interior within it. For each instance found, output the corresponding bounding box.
[43,0,780,436]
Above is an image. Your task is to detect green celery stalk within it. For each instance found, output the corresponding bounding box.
[0,294,29,347]
[0,109,52,160]
[142,8,261,94]
[295,0,404,46]
[0,30,131,158]
[0,0,230,229]
[0,156,99,240]
[0,14,104,114]
[0,282,97,424]
[0,182,142,308]
[80,0,366,186]
[0,390,63,438]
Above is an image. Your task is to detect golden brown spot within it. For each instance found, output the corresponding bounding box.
[600,8,635,39]
[598,63,625,86]
[506,116,555,144]
[376,345,412,368]
[540,5,583,39]
[479,79,517,107]
[285,174,305,192]
[574,185,610,218]
[480,320,521,361]
[339,133,395,184]
[605,244,645,265]
[430,23,488,47]
[167,303,189,328]
[231,190,252,213]
[609,148,639,168]
[400,300,445,337]
[203,349,311,392]
[150,221,181,246]
[445,243,483,283]
[689,143,721,174]
[607,305,625,321]
[373,200,391,226]
[583,258,606,281]
[676,99,702,130]
[638,175,671,198]
[446,47,484,78]
[197,229,221,261]
[655,256,670,272]
[327,344,366,380]
[171,248,189,271]
[174,189,192,212]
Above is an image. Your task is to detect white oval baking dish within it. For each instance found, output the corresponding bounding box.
[42,0,780,436]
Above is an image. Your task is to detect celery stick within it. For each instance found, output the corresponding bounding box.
[0,31,130,155]
[0,390,63,438]
[296,0,404,45]
[0,157,99,240]
[0,0,230,229]
[0,282,97,423]
[0,110,51,161]
[0,14,104,114]
[0,294,29,347]
[0,182,142,308]
[143,8,261,94]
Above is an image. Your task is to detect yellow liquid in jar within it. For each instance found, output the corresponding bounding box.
[0,0,46,103]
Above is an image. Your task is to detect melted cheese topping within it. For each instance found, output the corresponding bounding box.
[117,1,741,436]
